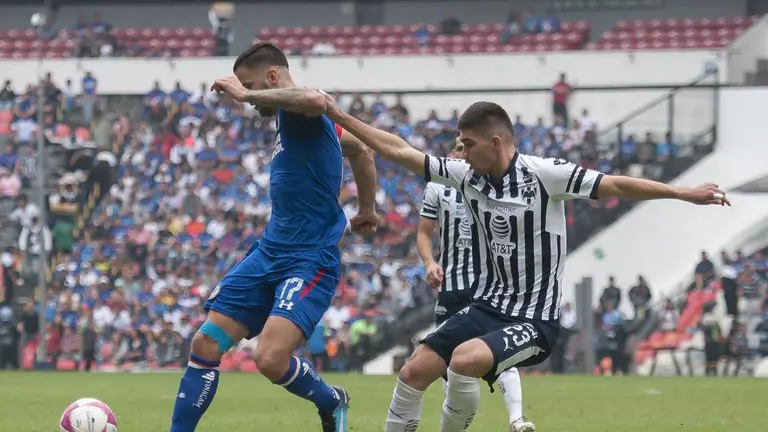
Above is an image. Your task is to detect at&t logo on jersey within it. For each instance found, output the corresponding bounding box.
[456,218,473,248]
[490,215,516,255]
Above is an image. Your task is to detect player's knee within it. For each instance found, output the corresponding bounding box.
[192,320,237,362]
[398,347,445,390]
[190,332,223,362]
[397,361,421,388]
[450,340,494,378]
[253,343,291,381]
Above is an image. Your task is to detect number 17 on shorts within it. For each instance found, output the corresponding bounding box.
[271,270,338,338]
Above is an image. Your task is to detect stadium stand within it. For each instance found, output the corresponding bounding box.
[587,16,759,50]
[1,15,759,58]
[0,27,215,59]
[0,66,700,372]
[591,246,768,376]
[0,2,764,377]
[254,21,590,55]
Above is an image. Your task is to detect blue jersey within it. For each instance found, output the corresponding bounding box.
[259,109,346,266]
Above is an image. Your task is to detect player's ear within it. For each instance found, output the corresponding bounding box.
[492,135,502,149]
[266,67,280,86]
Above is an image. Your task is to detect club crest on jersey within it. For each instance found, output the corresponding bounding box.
[490,215,516,255]
[522,184,538,207]
[272,133,284,159]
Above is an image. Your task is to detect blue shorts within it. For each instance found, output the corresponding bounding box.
[204,244,340,339]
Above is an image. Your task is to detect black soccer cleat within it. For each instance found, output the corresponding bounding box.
[318,386,351,432]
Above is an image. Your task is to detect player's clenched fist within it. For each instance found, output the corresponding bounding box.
[318,90,345,121]
[349,211,378,235]
[425,262,444,290]
[682,182,731,207]
[210,76,248,102]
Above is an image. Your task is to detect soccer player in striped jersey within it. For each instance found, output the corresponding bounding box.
[419,139,534,432]
[322,97,729,432]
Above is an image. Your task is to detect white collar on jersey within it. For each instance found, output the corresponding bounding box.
[467,152,536,204]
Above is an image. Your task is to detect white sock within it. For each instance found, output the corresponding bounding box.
[385,378,425,432]
[498,368,523,424]
[440,368,481,432]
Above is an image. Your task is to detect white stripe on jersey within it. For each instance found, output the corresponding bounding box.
[420,183,475,295]
[424,153,603,322]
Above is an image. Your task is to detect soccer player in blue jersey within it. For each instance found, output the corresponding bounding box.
[168,42,378,432]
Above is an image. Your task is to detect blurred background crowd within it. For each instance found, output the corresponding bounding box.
[0,0,765,378]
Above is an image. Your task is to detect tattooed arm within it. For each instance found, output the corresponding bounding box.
[244,87,327,117]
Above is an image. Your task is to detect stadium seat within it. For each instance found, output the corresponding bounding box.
[594,16,759,51]
[253,21,589,55]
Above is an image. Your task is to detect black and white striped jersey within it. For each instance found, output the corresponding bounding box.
[423,153,603,322]
[420,183,476,301]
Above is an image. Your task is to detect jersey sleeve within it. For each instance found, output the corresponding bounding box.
[420,183,440,220]
[536,157,603,200]
[423,154,471,189]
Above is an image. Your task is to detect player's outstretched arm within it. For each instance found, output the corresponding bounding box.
[324,100,426,176]
[596,175,731,206]
[536,157,730,207]
[339,130,377,213]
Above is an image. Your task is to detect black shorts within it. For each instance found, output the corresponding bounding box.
[422,302,560,388]
[434,295,472,325]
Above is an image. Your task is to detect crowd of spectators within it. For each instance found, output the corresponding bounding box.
[589,247,768,377]
[0,68,705,373]
[306,8,568,56]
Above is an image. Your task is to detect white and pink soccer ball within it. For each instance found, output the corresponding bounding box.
[60,398,118,432]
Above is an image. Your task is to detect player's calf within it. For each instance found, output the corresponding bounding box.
[385,345,446,432]
[169,312,246,432]
[436,340,494,432]
[257,316,342,417]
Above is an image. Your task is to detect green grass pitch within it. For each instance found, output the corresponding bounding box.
[0,372,763,431]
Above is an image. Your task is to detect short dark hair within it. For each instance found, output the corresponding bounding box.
[457,101,513,134]
[233,42,289,72]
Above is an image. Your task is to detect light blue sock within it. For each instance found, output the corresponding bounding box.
[273,356,340,413]
[169,354,220,432]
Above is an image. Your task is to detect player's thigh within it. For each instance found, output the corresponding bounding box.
[204,252,275,339]
[269,266,340,340]
[473,320,558,386]
[422,305,489,369]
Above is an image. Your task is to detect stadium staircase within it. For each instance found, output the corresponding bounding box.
[567,71,718,251]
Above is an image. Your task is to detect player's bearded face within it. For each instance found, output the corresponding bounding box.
[237,67,279,117]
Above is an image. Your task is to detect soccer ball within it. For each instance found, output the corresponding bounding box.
[59,398,118,432]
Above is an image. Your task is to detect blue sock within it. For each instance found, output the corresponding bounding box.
[274,356,340,413]
[169,354,220,432]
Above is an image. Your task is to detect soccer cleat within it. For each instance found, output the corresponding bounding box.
[319,386,350,432]
[511,417,536,432]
